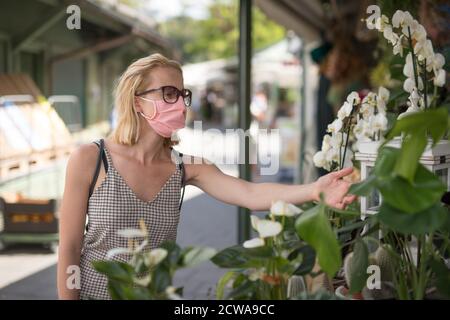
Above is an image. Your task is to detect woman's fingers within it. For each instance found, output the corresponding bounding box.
[333,167,354,179]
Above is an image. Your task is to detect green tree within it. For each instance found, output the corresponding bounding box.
[158,0,286,63]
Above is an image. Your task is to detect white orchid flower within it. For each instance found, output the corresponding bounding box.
[393,37,404,56]
[325,147,340,163]
[399,11,414,36]
[321,134,331,152]
[117,228,147,238]
[403,77,423,93]
[337,101,353,119]
[143,248,168,267]
[165,286,183,300]
[383,26,397,45]
[414,39,434,62]
[243,237,265,248]
[434,69,446,87]
[362,92,377,106]
[133,275,151,286]
[270,200,302,217]
[372,113,388,132]
[432,53,445,72]
[255,220,282,238]
[313,151,327,169]
[392,10,405,28]
[398,105,421,119]
[362,118,375,138]
[409,88,421,107]
[403,53,414,78]
[327,118,343,133]
[347,91,361,105]
[375,14,389,32]
[377,87,389,113]
[411,23,427,42]
[250,215,261,231]
[106,247,133,259]
[360,102,375,120]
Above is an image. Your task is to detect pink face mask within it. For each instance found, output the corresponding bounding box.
[138,97,186,138]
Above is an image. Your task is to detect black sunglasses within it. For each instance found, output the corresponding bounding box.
[135,85,192,107]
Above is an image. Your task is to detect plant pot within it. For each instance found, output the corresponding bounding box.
[335,286,364,300]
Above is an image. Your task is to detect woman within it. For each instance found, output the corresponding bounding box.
[57,53,356,300]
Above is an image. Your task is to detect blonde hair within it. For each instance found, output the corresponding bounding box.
[111,53,183,146]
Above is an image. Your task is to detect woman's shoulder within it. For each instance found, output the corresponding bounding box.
[66,142,102,181]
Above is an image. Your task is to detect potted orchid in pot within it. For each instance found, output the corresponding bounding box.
[313,4,450,300]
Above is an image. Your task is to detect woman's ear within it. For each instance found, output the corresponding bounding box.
[134,96,142,113]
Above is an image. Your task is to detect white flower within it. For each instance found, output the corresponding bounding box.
[393,37,404,56]
[337,101,353,119]
[360,102,374,120]
[117,228,147,238]
[250,215,260,230]
[255,220,282,238]
[321,134,331,152]
[133,275,151,286]
[165,286,182,300]
[408,88,421,109]
[383,26,397,44]
[432,53,445,72]
[270,200,302,217]
[106,247,133,259]
[327,118,343,133]
[434,69,446,87]
[411,23,427,42]
[346,91,361,105]
[375,14,389,32]
[414,39,434,61]
[329,132,343,148]
[144,248,168,267]
[313,151,326,169]
[403,53,414,78]
[372,113,388,132]
[403,77,423,93]
[398,105,421,119]
[392,10,405,28]
[362,92,377,106]
[243,237,265,248]
[377,87,390,114]
[325,147,340,163]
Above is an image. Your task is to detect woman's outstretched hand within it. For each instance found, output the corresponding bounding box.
[312,167,357,209]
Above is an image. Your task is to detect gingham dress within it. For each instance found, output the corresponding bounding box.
[79,143,184,300]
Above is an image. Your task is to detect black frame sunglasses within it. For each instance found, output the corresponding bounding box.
[135,85,192,107]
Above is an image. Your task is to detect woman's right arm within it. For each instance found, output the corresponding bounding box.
[57,144,99,300]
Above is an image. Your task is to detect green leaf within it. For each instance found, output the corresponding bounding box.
[430,257,450,298]
[379,164,446,213]
[159,240,181,266]
[386,107,448,145]
[211,245,266,268]
[216,271,238,300]
[348,175,377,196]
[91,261,134,283]
[288,245,316,276]
[378,202,448,235]
[393,130,427,182]
[152,266,171,294]
[348,238,369,294]
[182,247,217,268]
[226,279,255,300]
[295,204,342,277]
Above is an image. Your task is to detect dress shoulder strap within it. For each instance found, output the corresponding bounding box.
[88,139,108,198]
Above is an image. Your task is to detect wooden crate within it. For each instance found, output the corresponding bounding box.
[0,197,58,234]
